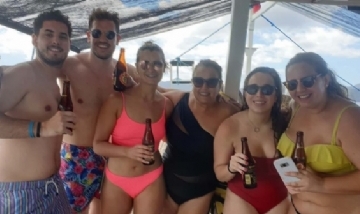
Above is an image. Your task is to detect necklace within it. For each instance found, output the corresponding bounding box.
[247,113,262,133]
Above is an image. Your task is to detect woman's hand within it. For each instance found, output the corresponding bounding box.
[285,164,325,194]
[125,145,154,164]
[228,153,248,174]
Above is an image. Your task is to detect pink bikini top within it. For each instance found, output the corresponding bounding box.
[111,93,166,152]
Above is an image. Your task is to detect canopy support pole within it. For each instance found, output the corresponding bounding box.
[224,0,251,101]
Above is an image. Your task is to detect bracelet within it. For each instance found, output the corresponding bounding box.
[227,163,237,174]
[36,122,41,137]
[28,121,35,138]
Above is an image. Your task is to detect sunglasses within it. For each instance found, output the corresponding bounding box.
[139,60,164,70]
[91,29,116,40]
[192,77,221,88]
[244,84,276,96]
[283,74,322,91]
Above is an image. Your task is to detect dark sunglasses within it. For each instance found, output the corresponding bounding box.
[244,84,276,96]
[283,74,322,91]
[91,29,116,40]
[192,77,221,88]
[139,60,164,70]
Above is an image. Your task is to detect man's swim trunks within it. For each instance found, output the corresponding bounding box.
[0,174,71,214]
[59,143,105,212]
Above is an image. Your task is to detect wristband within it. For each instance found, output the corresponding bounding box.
[227,163,237,174]
[36,122,41,137]
[28,121,35,138]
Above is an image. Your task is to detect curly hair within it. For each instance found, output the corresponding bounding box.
[33,10,72,37]
[88,8,120,33]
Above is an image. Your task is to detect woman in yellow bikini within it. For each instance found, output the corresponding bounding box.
[278,52,360,214]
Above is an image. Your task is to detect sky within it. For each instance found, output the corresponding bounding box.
[0,2,359,91]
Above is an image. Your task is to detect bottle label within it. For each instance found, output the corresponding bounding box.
[244,165,256,185]
[119,72,129,85]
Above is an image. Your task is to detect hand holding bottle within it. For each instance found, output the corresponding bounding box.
[126,145,154,164]
[229,153,248,174]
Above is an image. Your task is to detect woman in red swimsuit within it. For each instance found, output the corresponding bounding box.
[213,67,289,214]
[93,41,173,214]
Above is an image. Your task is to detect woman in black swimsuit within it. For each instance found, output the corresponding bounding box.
[162,59,239,214]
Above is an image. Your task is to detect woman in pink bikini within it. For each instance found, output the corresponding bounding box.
[93,41,173,214]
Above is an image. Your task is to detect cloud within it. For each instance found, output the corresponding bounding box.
[1,3,359,86]
[0,27,33,60]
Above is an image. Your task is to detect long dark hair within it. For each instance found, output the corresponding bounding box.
[286,52,348,99]
[242,67,288,143]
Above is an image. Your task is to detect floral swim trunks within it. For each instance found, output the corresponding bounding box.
[59,143,105,213]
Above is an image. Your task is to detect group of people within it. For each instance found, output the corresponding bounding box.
[0,7,359,214]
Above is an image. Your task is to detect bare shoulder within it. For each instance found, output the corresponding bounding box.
[162,90,186,107]
[63,54,82,67]
[161,94,174,118]
[216,111,242,139]
[107,91,123,104]
[338,100,360,127]
[218,101,241,116]
[2,62,36,84]
[62,54,83,76]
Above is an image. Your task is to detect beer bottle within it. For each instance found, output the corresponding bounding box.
[292,131,306,167]
[113,48,130,91]
[241,137,257,189]
[142,118,155,165]
[59,79,73,132]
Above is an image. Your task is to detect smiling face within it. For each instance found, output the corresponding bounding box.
[285,62,329,109]
[135,50,165,85]
[244,72,277,114]
[87,19,120,60]
[32,20,70,67]
[191,65,222,104]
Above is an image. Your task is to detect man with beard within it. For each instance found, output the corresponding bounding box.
[59,8,137,214]
[0,10,74,213]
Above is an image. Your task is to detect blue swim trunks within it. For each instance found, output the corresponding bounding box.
[0,174,71,214]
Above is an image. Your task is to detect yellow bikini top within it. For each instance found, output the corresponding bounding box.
[277,105,357,175]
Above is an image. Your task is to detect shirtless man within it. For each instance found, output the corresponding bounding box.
[59,8,137,214]
[0,10,74,213]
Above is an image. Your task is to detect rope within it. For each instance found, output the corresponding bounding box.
[171,6,360,91]
[261,14,360,91]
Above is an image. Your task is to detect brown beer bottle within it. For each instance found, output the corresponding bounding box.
[113,48,130,91]
[292,131,306,167]
[59,79,73,132]
[142,118,155,165]
[241,137,257,189]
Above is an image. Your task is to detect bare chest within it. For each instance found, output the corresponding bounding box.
[70,72,113,115]
[8,83,60,122]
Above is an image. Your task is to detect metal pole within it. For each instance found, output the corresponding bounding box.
[169,64,173,86]
[31,47,36,60]
[245,11,256,75]
[224,0,251,101]
[245,2,277,75]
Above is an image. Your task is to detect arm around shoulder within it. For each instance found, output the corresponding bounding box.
[214,115,238,182]
[93,93,129,158]
[162,90,185,107]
